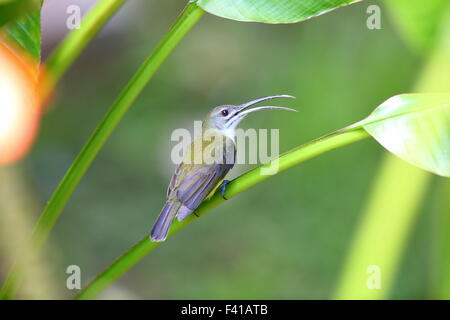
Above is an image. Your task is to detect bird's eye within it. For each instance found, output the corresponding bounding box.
[221,109,229,117]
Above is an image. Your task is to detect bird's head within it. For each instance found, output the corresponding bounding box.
[204,95,297,131]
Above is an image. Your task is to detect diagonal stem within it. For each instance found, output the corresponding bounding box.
[75,126,369,300]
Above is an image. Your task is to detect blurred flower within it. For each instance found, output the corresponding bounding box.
[0,42,42,165]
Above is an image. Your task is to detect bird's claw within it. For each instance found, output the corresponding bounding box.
[221,180,231,200]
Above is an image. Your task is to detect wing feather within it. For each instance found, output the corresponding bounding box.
[176,163,232,209]
[165,134,235,216]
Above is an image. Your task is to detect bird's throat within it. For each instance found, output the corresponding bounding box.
[220,128,236,141]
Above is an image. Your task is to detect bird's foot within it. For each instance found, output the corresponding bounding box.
[221,180,231,200]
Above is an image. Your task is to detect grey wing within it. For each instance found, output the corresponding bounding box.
[176,163,233,210]
[167,164,182,198]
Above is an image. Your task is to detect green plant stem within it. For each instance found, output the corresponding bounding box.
[45,0,127,85]
[75,127,369,300]
[334,7,450,300]
[334,154,430,299]
[1,0,127,300]
[0,2,204,300]
[432,180,450,298]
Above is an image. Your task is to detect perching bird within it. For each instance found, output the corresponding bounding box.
[150,95,296,242]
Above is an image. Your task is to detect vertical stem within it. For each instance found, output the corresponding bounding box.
[431,180,450,298]
[334,154,430,299]
[0,166,59,299]
[34,3,203,248]
[0,2,205,299]
[334,9,450,299]
[45,0,127,84]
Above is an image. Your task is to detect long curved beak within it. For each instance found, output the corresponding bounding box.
[227,95,297,128]
[238,94,295,110]
[236,94,297,116]
[238,105,298,117]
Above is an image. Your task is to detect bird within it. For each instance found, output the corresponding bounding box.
[150,95,297,242]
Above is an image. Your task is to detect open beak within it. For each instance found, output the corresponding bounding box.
[236,94,297,117]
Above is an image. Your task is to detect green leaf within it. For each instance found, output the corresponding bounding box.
[359,93,450,177]
[3,0,42,61]
[384,0,450,53]
[0,0,29,28]
[196,0,360,23]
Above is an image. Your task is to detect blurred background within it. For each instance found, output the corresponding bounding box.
[1,0,448,299]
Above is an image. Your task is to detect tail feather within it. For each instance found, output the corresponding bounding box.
[177,205,193,222]
[150,201,181,242]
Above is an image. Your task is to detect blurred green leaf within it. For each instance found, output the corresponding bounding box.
[384,0,450,53]
[3,0,42,61]
[0,0,29,28]
[334,153,429,299]
[432,180,450,299]
[359,94,450,177]
[196,0,360,23]
[337,6,450,300]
